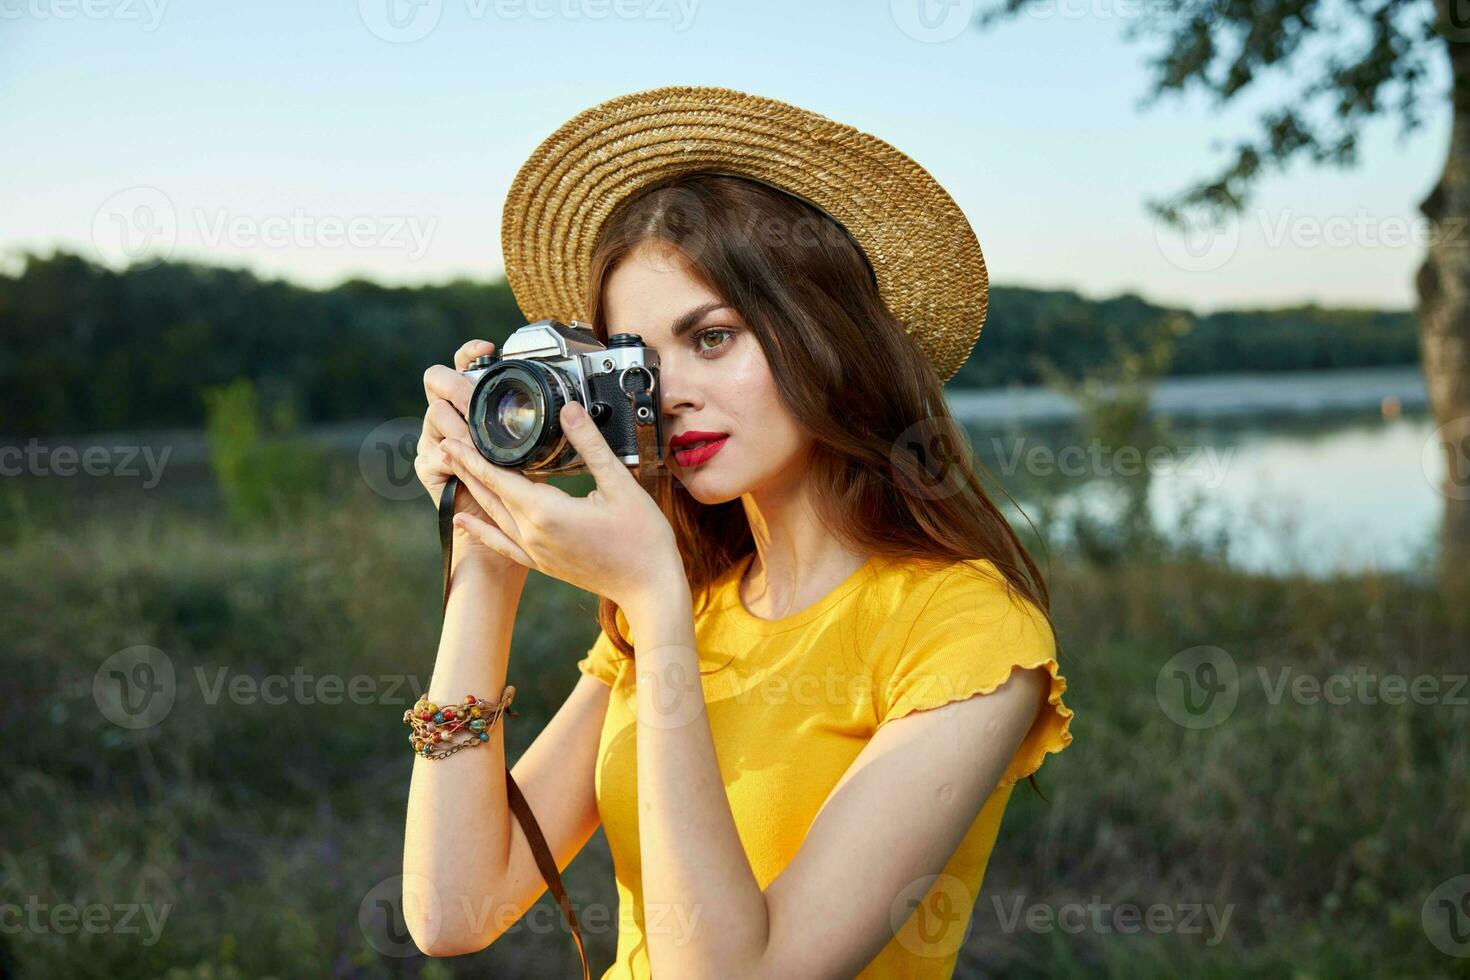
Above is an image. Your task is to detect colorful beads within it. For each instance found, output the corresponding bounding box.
[404,691,515,761]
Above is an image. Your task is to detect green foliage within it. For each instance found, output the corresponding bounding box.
[202,378,332,522]
[1028,315,1184,566]
[0,485,1463,977]
[949,288,1417,390]
[0,251,526,437]
[0,251,1419,437]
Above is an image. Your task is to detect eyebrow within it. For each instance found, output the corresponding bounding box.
[669,302,733,340]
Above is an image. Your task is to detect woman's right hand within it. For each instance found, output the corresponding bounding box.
[417,339,519,572]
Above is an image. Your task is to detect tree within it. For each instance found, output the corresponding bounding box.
[974,0,1468,597]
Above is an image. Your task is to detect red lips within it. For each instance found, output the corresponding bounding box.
[669,429,729,451]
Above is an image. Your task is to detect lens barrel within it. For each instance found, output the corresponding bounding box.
[465,360,571,468]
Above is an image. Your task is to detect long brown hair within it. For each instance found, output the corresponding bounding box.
[584,173,1051,660]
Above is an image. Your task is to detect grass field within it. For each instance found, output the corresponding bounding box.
[1,468,1467,979]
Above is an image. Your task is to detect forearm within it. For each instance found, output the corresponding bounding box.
[625,582,771,977]
[402,550,529,954]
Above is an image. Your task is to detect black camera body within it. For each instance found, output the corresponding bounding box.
[462,318,664,477]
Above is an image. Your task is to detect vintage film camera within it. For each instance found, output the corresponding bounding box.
[461,318,665,479]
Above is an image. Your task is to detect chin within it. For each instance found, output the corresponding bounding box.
[673,468,745,506]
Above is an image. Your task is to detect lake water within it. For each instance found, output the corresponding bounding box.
[8,367,1445,579]
[950,366,1443,578]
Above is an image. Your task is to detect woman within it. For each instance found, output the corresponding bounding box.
[403,86,1073,979]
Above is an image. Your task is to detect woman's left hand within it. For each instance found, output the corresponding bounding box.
[440,400,682,611]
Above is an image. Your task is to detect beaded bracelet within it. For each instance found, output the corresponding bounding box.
[404,688,518,760]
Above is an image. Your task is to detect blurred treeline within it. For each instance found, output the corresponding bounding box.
[0,250,1419,437]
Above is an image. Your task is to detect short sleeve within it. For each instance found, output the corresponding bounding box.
[575,607,632,688]
[876,561,1074,788]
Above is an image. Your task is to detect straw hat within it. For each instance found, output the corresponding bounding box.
[500,85,988,385]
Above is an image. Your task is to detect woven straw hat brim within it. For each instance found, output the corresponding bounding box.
[501,85,987,385]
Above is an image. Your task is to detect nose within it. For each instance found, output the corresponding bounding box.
[657,363,700,420]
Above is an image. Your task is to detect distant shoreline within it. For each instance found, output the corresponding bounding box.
[0,364,1431,450]
[945,364,1427,425]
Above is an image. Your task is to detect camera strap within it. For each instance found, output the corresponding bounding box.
[430,388,664,979]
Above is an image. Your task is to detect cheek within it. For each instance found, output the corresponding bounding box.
[721,349,803,454]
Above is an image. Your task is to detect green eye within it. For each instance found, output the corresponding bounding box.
[695,327,733,355]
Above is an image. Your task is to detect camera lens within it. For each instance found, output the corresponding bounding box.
[491,385,537,442]
[465,360,571,469]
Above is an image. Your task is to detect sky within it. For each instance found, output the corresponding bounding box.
[0,0,1446,314]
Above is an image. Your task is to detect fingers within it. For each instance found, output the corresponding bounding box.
[419,398,469,453]
[440,436,551,516]
[443,452,526,543]
[453,512,535,569]
[423,364,474,417]
[558,401,637,493]
[454,339,496,372]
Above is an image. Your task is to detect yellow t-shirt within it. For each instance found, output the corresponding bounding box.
[575,551,1074,979]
